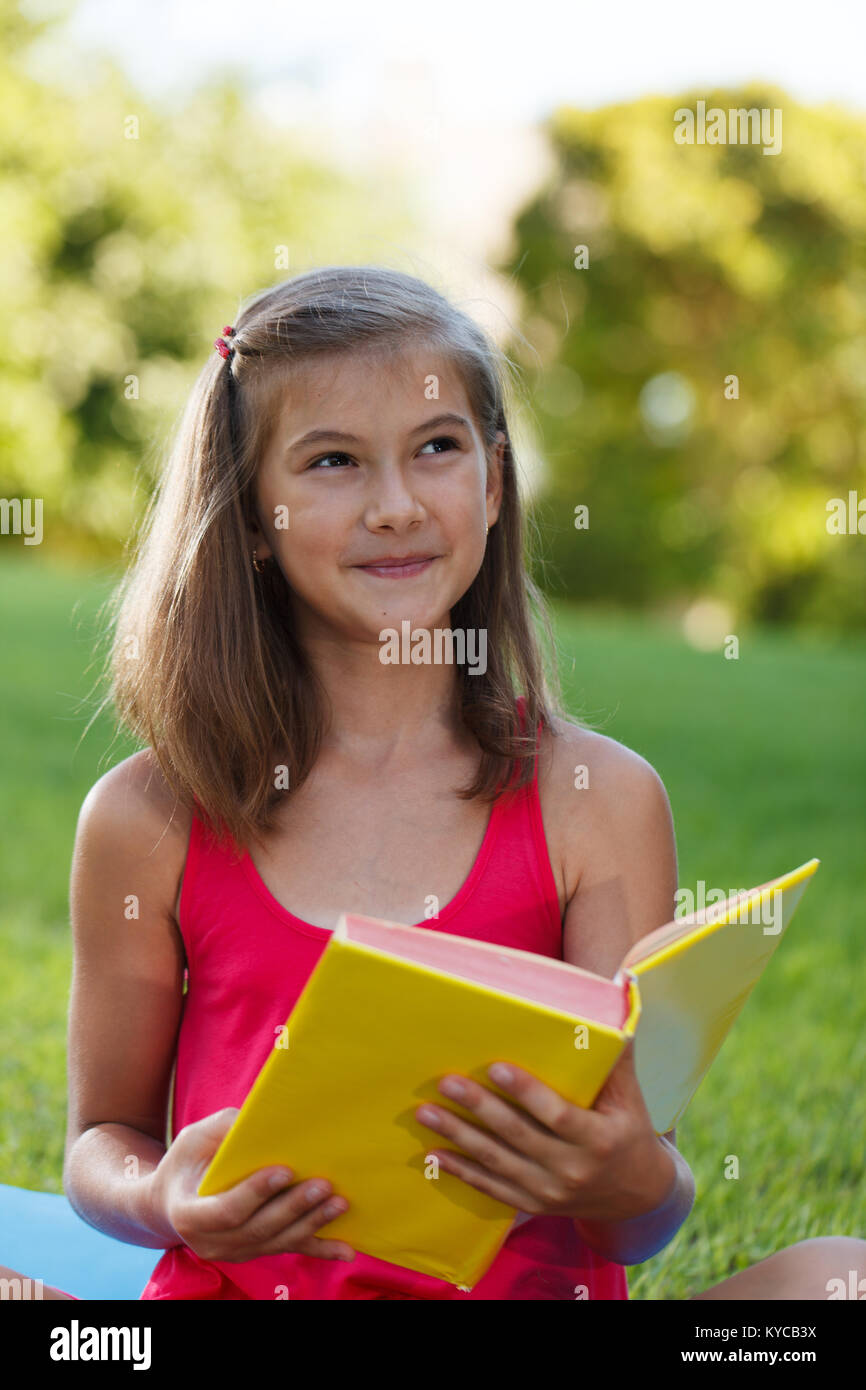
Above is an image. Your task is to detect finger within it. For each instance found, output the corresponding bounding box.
[236,1177,346,1240]
[192,1162,304,1232]
[417,1086,556,1191]
[276,1197,357,1261]
[438,1074,557,1148]
[479,1063,605,1144]
[191,1107,242,1148]
[427,1145,536,1213]
[248,1189,356,1261]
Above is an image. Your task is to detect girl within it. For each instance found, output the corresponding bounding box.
[16,266,865,1300]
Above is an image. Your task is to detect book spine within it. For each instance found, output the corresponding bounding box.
[619,969,642,1036]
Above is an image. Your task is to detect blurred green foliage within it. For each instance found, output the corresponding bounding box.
[2,5,865,630]
[0,0,416,561]
[506,87,866,630]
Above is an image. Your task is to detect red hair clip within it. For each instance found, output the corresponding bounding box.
[214,325,236,360]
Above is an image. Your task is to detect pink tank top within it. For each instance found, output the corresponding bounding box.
[140,697,629,1301]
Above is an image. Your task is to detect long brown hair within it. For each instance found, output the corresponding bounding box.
[94,265,567,854]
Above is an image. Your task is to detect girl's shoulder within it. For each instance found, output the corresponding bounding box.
[539,713,674,910]
[541,710,670,803]
[75,749,192,919]
[79,747,192,835]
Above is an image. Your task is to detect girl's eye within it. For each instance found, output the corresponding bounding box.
[307,437,459,470]
[308,451,353,470]
[418,436,460,456]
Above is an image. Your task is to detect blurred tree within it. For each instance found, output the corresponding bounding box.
[2,18,865,632]
[503,87,866,630]
[0,0,416,560]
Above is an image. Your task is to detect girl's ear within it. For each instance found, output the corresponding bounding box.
[489,429,507,469]
[486,430,506,519]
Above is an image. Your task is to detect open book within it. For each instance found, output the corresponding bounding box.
[198,857,819,1288]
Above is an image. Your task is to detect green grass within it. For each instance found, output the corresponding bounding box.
[1,555,864,1300]
[550,597,866,1297]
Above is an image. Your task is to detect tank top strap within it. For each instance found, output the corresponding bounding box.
[479,693,561,947]
[178,795,242,969]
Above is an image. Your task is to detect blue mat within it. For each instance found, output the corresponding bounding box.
[0,1182,160,1299]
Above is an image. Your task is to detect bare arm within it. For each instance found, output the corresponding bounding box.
[572,1133,695,1266]
[557,727,695,1263]
[63,751,190,1249]
[63,752,362,1268]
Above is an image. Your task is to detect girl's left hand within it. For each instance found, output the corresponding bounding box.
[415,1038,675,1224]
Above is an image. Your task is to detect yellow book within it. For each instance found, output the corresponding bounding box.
[198,857,819,1288]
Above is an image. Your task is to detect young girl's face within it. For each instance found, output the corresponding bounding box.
[248,345,504,649]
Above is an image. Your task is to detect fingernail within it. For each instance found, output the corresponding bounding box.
[269,1169,292,1189]
[306,1181,329,1202]
[489,1064,513,1084]
[322,1198,346,1218]
[440,1077,465,1098]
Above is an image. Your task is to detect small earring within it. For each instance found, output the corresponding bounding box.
[252,548,266,573]
[485,523,489,536]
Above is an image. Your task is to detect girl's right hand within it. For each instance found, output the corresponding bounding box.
[149,1107,356,1264]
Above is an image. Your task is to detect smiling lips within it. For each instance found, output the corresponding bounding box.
[356,557,437,579]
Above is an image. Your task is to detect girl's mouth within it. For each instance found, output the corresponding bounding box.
[356,558,437,579]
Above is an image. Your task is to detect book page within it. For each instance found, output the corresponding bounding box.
[619,872,791,970]
[343,914,630,1028]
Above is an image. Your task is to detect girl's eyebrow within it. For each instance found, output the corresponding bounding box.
[285,412,472,455]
